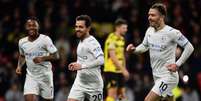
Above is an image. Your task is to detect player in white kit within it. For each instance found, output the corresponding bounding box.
[67,15,104,101]
[126,3,194,101]
[16,17,59,101]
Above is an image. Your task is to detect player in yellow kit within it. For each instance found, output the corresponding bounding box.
[104,18,129,101]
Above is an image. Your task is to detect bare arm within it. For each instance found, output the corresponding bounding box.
[17,55,25,68]
[109,49,125,71]
[16,55,25,74]
[109,49,129,80]
[42,52,60,61]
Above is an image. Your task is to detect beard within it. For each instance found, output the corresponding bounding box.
[149,20,160,28]
[28,30,38,37]
[75,30,85,38]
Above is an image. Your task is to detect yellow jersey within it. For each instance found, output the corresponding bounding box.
[104,33,125,73]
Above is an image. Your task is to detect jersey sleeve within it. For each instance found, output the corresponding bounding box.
[44,36,58,53]
[18,40,24,55]
[88,40,103,58]
[107,39,115,49]
[173,30,188,47]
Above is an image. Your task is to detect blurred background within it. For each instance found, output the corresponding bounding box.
[0,0,201,101]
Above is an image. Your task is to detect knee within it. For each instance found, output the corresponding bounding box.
[25,95,37,101]
[107,87,117,98]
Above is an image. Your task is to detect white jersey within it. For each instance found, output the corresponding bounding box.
[73,35,104,91]
[19,34,57,78]
[143,25,188,77]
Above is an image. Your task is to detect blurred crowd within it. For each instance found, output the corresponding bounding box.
[0,0,201,101]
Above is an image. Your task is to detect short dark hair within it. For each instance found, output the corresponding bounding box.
[76,15,92,28]
[114,18,127,27]
[26,16,39,22]
[151,3,167,17]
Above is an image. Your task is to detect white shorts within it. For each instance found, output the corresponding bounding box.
[68,88,103,101]
[24,71,54,99]
[151,74,179,97]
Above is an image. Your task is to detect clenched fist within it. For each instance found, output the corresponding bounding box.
[126,44,135,53]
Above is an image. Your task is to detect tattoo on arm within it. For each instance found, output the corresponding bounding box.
[18,55,25,68]
[42,52,60,61]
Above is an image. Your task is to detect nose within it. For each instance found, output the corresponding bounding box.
[148,16,151,20]
[75,28,79,31]
[75,27,81,31]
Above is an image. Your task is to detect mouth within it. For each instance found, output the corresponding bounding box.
[76,31,82,33]
[149,20,153,23]
[76,31,82,35]
[28,30,35,35]
[149,21,155,25]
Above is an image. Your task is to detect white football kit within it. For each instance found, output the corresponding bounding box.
[19,34,57,99]
[135,25,192,97]
[68,35,104,101]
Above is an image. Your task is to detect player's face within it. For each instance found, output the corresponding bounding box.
[75,20,89,39]
[25,20,39,36]
[117,24,128,36]
[148,8,163,28]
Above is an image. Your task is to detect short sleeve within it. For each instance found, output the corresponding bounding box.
[44,36,58,53]
[18,40,24,55]
[108,41,115,49]
[173,30,188,47]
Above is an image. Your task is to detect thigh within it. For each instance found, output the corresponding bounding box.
[104,72,118,89]
[39,72,54,99]
[116,73,125,88]
[104,72,118,98]
[25,94,38,101]
[151,78,178,97]
[68,88,85,101]
[86,91,103,101]
[144,91,161,101]
[116,73,126,97]
[24,75,39,96]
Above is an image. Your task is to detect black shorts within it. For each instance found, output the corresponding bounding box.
[104,72,125,89]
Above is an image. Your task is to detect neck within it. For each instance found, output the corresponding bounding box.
[115,31,122,37]
[155,22,165,31]
[81,33,90,41]
[28,33,39,42]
